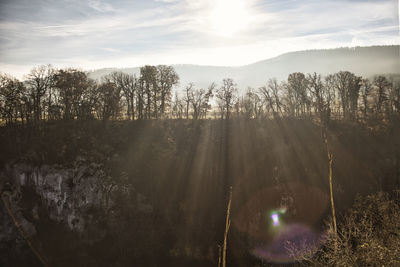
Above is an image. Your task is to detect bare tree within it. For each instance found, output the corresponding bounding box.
[97,77,122,121]
[240,87,260,119]
[78,78,98,120]
[359,78,372,119]
[189,83,215,120]
[388,78,400,117]
[0,74,26,124]
[25,64,55,121]
[137,77,145,120]
[332,71,361,120]
[307,72,331,124]
[157,65,179,117]
[259,78,282,119]
[172,91,184,119]
[324,74,338,118]
[373,75,391,116]
[53,68,90,120]
[183,83,194,119]
[287,72,309,116]
[140,65,158,119]
[215,78,238,120]
[281,81,296,117]
[109,71,138,120]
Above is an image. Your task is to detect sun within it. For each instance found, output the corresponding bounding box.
[209,0,251,37]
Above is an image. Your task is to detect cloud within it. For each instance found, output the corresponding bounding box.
[0,0,398,77]
[87,0,115,13]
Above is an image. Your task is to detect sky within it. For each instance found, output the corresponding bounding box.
[0,0,399,78]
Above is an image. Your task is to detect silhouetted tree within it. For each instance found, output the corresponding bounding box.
[388,78,400,117]
[77,78,98,120]
[259,78,282,119]
[110,71,138,120]
[172,91,184,119]
[97,78,122,121]
[157,65,179,117]
[324,74,338,118]
[137,77,145,120]
[287,72,309,116]
[349,75,362,120]
[215,78,238,120]
[183,83,194,119]
[189,83,215,120]
[140,65,158,119]
[307,72,335,124]
[360,78,372,120]
[333,71,360,120]
[4,63,398,124]
[281,81,295,117]
[0,74,26,124]
[307,72,326,123]
[240,87,260,119]
[53,68,90,120]
[25,64,54,121]
[373,75,391,117]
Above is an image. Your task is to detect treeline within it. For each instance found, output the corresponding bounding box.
[1,64,400,125]
[0,65,179,124]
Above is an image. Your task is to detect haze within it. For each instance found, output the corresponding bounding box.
[0,0,399,78]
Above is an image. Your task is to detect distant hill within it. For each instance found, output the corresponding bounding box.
[89,45,400,92]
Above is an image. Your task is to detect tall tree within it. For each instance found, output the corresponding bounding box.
[360,79,372,119]
[388,78,400,117]
[97,78,122,121]
[0,74,26,124]
[183,83,194,119]
[307,72,332,124]
[25,64,54,121]
[53,68,90,120]
[110,71,138,120]
[157,65,179,117]
[281,81,295,117]
[373,75,391,116]
[333,71,360,120]
[215,78,238,120]
[287,72,309,116]
[137,78,145,120]
[78,78,98,120]
[324,74,338,118]
[140,66,158,119]
[259,78,282,119]
[348,75,362,120]
[240,87,263,119]
[172,91,184,119]
[189,83,215,120]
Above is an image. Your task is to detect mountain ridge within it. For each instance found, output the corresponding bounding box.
[89,45,400,91]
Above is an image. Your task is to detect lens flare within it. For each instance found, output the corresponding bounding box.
[271,213,280,226]
[233,182,329,264]
[253,224,320,264]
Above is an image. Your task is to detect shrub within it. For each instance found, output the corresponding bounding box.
[288,191,400,266]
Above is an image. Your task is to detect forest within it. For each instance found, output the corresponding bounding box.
[1,64,400,123]
[1,64,400,266]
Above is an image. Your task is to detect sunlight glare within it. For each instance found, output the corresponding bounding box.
[209,0,251,36]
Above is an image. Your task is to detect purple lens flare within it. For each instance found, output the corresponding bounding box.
[271,213,279,226]
[233,183,329,263]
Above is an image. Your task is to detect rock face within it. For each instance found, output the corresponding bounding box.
[3,163,110,232]
[0,162,153,266]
